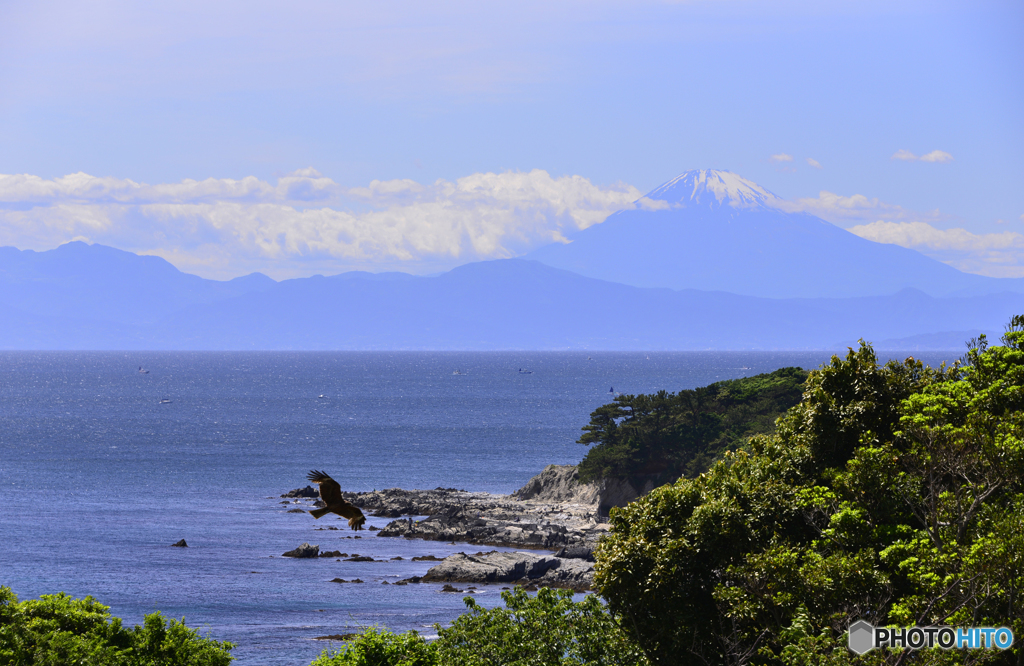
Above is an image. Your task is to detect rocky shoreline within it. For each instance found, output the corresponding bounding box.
[280,464,646,592]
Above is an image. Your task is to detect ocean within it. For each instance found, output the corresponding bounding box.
[0,350,958,665]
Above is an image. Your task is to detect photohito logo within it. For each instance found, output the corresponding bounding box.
[848,621,1014,654]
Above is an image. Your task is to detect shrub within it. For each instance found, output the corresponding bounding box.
[0,586,234,665]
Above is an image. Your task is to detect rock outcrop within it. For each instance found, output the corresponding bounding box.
[511,465,599,504]
[281,485,319,499]
[420,550,594,591]
[279,465,652,559]
[371,491,606,552]
[171,539,188,548]
[282,542,319,558]
[503,464,651,517]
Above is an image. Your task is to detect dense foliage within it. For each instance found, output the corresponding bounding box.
[310,626,436,666]
[0,586,234,666]
[595,322,1024,666]
[577,367,807,485]
[434,587,648,666]
[312,587,648,666]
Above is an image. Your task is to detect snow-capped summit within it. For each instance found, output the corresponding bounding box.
[644,169,779,209]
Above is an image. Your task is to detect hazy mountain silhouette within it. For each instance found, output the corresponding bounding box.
[0,242,275,325]
[0,243,1018,350]
[525,170,1023,298]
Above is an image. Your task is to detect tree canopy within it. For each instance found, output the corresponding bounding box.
[577,367,808,486]
[595,323,1024,666]
[311,587,648,666]
[0,587,234,666]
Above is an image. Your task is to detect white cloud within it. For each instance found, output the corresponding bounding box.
[775,190,938,226]
[890,149,953,163]
[806,157,822,169]
[0,169,640,279]
[847,221,1018,252]
[772,190,1024,277]
[846,221,1024,278]
[919,150,954,163]
[769,153,793,163]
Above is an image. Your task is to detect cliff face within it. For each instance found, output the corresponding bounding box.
[511,464,651,516]
[511,465,597,503]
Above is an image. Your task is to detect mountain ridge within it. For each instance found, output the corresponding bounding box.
[527,169,1024,299]
[0,243,1018,350]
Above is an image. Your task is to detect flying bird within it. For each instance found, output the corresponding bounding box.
[306,470,366,530]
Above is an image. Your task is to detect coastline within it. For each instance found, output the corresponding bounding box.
[283,465,643,592]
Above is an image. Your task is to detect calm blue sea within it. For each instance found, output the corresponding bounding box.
[0,351,957,665]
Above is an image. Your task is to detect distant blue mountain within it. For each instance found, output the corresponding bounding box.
[526,170,1024,299]
[0,242,276,325]
[0,243,1018,350]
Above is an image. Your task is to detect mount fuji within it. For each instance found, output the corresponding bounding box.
[525,170,1017,299]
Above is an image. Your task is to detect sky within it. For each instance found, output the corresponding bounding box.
[0,0,1021,280]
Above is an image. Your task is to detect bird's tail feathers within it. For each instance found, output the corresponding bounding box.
[308,507,331,519]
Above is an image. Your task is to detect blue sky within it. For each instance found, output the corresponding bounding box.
[0,0,1021,280]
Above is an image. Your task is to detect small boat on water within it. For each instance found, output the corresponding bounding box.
[518,368,533,374]
[318,394,327,399]
[453,369,464,375]
[138,367,149,374]
[159,399,172,404]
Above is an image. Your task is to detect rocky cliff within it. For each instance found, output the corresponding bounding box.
[510,464,652,517]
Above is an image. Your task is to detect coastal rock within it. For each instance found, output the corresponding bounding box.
[421,551,594,591]
[315,633,359,641]
[171,539,188,547]
[509,464,652,517]
[554,545,594,561]
[511,465,599,504]
[281,485,319,499]
[282,464,631,554]
[375,501,603,552]
[282,542,319,558]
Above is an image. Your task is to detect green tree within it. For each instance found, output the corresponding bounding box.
[310,627,437,666]
[595,325,1024,666]
[434,587,649,666]
[312,587,648,666]
[0,587,234,666]
[577,367,807,486]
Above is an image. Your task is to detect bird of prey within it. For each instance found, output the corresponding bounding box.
[306,470,366,530]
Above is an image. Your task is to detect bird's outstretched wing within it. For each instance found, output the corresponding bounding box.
[307,469,343,505]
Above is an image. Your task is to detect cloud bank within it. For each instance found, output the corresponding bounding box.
[845,221,1024,278]
[777,191,1024,278]
[2,168,1019,281]
[0,170,640,279]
